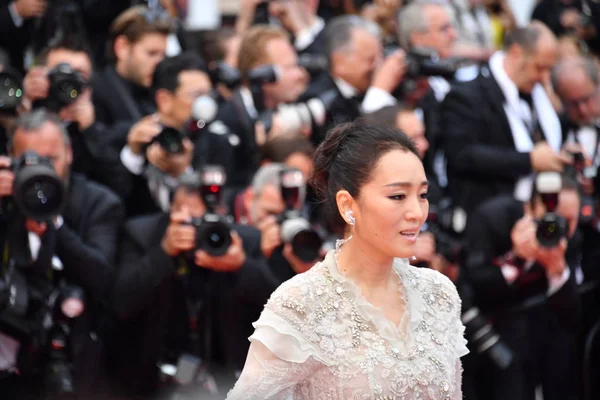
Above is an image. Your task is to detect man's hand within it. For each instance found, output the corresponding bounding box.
[283,243,316,274]
[530,142,572,172]
[161,206,196,257]
[14,0,46,19]
[59,89,95,130]
[127,115,162,155]
[146,138,193,177]
[257,215,282,258]
[371,49,407,94]
[195,231,246,272]
[536,238,568,278]
[511,215,539,260]
[0,157,14,198]
[269,0,310,36]
[23,66,49,105]
[412,231,436,264]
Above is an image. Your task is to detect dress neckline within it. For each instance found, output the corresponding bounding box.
[324,250,418,346]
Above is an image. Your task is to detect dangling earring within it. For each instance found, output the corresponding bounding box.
[335,211,355,253]
[345,210,355,226]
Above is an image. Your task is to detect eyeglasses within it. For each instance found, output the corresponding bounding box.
[563,87,599,109]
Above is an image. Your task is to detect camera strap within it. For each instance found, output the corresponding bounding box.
[570,125,600,171]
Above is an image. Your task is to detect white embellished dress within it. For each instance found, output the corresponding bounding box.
[227,251,469,400]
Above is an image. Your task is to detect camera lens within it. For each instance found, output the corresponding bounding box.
[13,164,66,221]
[196,217,232,257]
[536,213,566,248]
[281,218,323,262]
[155,127,185,153]
[0,71,23,113]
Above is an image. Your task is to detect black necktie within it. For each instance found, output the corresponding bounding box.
[518,91,541,142]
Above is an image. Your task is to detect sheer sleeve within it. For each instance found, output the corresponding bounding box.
[226,330,323,400]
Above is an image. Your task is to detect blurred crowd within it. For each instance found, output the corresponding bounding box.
[0,0,599,399]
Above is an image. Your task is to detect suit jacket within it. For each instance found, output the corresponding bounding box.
[215,90,261,189]
[109,213,277,396]
[0,1,34,74]
[300,72,362,146]
[440,64,563,219]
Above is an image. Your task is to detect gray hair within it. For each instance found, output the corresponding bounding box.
[551,57,600,96]
[8,109,70,151]
[397,0,449,50]
[251,163,286,197]
[325,15,381,58]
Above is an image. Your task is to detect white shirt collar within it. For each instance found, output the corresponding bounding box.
[240,87,258,119]
[333,78,358,99]
[488,51,521,109]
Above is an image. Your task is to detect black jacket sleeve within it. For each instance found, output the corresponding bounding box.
[441,85,533,179]
[112,239,176,320]
[55,192,124,302]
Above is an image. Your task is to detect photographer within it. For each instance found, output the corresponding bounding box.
[463,173,581,400]
[300,15,406,145]
[214,25,308,189]
[109,174,277,397]
[441,22,571,231]
[0,109,124,398]
[92,5,175,129]
[237,163,323,283]
[20,35,118,186]
[117,52,224,217]
[552,56,600,283]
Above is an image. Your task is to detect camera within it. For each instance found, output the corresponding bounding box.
[0,68,24,115]
[258,89,338,135]
[44,63,87,112]
[152,126,187,154]
[0,151,67,221]
[420,199,466,265]
[297,53,329,77]
[0,261,85,399]
[535,172,567,248]
[384,47,459,80]
[458,277,514,370]
[186,166,232,257]
[208,62,241,90]
[277,168,323,262]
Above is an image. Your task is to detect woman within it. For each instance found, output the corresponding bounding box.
[227,120,468,399]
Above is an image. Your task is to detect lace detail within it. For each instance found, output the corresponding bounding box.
[227,251,468,400]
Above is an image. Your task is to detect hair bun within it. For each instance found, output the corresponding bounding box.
[309,122,354,202]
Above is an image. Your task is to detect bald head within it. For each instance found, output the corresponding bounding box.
[552,57,600,125]
[504,22,557,93]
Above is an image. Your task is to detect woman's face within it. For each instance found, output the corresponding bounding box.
[352,149,429,259]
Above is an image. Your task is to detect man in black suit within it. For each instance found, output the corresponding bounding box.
[109,176,277,398]
[441,22,571,231]
[213,25,308,190]
[463,173,581,400]
[300,15,406,145]
[0,109,125,399]
[20,35,120,188]
[0,0,42,74]
[91,4,175,150]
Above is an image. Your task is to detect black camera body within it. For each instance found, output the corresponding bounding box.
[209,62,241,90]
[45,63,87,112]
[151,126,187,154]
[383,47,459,80]
[0,264,85,399]
[0,151,66,221]
[534,173,567,248]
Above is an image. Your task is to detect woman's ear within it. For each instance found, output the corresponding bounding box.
[335,189,355,224]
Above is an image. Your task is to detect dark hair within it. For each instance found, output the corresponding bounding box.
[198,27,237,64]
[310,119,419,229]
[152,52,208,93]
[362,103,415,130]
[261,135,315,163]
[36,34,93,67]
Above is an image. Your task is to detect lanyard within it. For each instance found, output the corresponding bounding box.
[571,125,600,171]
